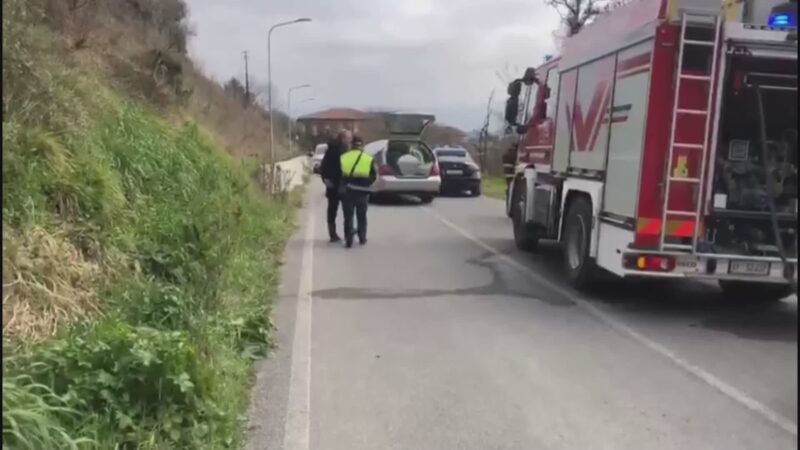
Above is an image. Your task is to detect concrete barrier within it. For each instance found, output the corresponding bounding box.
[274,155,310,192]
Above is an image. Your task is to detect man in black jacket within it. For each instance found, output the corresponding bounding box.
[320,129,352,242]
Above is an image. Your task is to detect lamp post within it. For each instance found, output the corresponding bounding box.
[287,84,311,154]
[289,97,314,155]
[267,18,311,178]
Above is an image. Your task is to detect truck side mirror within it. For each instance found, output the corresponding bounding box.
[507,79,522,97]
[522,67,538,86]
[505,95,520,126]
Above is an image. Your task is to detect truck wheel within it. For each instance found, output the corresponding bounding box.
[563,196,597,289]
[512,183,538,252]
[505,184,513,218]
[718,280,793,302]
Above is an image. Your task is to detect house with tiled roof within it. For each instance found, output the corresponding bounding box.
[296,108,372,137]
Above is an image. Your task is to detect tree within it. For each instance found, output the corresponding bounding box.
[545,0,603,37]
[546,0,635,39]
[224,77,247,104]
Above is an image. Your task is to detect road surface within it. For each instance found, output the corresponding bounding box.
[247,182,798,450]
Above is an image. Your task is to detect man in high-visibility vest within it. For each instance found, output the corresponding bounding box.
[339,136,376,248]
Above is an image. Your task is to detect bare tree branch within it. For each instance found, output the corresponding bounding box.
[544,0,608,38]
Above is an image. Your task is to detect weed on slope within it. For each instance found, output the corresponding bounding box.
[2,1,298,448]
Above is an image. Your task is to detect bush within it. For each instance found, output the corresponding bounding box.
[9,321,226,448]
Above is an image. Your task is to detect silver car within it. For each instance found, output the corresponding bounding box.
[363,113,441,203]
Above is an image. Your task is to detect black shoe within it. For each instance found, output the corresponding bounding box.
[345,238,353,248]
[359,237,367,245]
[329,235,341,243]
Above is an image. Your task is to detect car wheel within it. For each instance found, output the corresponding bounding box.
[562,196,597,290]
[471,186,481,197]
[718,280,793,302]
[512,183,538,252]
[419,194,434,204]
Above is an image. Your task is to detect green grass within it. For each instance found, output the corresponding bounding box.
[2,1,299,448]
[481,176,508,200]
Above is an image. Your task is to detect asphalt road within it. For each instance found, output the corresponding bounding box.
[246,183,798,450]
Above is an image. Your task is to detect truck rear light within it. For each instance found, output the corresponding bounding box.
[378,164,393,176]
[623,254,675,272]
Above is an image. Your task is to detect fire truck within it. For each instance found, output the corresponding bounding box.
[504,0,797,300]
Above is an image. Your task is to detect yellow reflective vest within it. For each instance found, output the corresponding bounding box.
[340,149,374,178]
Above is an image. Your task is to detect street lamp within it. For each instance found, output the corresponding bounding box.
[287,84,311,154]
[289,97,316,152]
[267,17,311,176]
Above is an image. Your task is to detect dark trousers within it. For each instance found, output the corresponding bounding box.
[342,190,369,243]
[326,189,340,238]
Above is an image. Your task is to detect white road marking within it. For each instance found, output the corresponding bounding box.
[282,205,316,450]
[424,207,798,437]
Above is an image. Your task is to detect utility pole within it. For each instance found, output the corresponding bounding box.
[479,89,494,170]
[242,51,250,107]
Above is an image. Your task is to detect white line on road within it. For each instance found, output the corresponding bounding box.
[424,207,798,437]
[282,205,315,450]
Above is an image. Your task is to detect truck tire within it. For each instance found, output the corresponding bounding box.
[512,181,538,252]
[718,280,793,302]
[505,180,514,218]
[562,196,597,290]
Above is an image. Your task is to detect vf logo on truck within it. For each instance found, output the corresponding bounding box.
[564,52,650,153]
[565,80,613,153]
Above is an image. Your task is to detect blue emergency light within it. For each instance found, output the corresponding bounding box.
[768,1,797,27]
[769,13,794,26]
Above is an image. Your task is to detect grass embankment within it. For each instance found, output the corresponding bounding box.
[2,2,299,449]
[481,176,507,200]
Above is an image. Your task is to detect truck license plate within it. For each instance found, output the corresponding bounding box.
[446,170,463,175]
[729,260,770,276]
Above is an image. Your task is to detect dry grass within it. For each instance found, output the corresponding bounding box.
[2,226,102,342]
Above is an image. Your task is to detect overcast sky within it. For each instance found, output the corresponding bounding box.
[185,0,561,132]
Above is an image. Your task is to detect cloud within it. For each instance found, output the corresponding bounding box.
[185,0,561,131]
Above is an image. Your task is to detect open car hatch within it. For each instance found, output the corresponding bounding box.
[384,113,435,138]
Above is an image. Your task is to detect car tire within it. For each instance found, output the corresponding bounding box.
[419,194,434,204]
[512,183,538,252]
[562,196,597,290]
[471,186,481,197]
[718,280,793,302]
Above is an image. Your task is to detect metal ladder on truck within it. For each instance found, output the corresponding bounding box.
[659,11,722,253]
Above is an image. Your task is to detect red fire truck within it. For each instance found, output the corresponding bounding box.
[504,0,797,300]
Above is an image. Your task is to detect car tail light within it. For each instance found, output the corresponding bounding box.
[430,162,440,176]
[622,254,675,272]
[378,164,393,176]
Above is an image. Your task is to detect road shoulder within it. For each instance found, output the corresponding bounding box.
[246,186,315,450]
